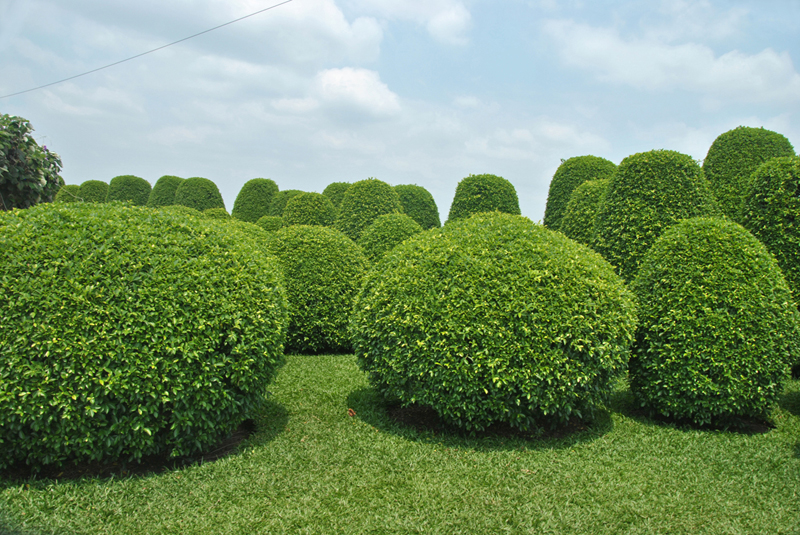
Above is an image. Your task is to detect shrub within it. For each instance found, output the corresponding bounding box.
[283,192,337,227]
[256,215,284,231]
[358,213,423,263]
[267,225,368,354]
[204,207,230,220]
[107,175,151,206]
[543,156,616,230]
[630,217,800,426]
[0,203,288,470]
[54,184,81,203]
[336,178,404,241]
[394,184,441,230]
[559,179,610,247]
[174,177,225,212]
[593,150,720,281]
[157,204,203,218]
[351,212,637,432]
[703,126,794,220]
[147,175,183,208]
[447,174,520,222]
[322,182,351,208]
[231,178,279,223]
[78,180,108,203]
[268,189,304,217]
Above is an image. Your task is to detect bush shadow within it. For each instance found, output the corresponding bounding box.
[778,382,800,418]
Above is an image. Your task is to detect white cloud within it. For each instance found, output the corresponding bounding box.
[465,121,609,161]
[314,67,401,116]
[271,97,320,113]
[453,95,480,108]
[345,0,471,45]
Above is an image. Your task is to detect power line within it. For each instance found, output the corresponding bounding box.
[0,0,294,100]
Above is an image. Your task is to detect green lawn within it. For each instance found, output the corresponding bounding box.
[2,354,799,534]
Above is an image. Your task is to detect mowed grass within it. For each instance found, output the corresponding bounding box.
[1,355,799,535]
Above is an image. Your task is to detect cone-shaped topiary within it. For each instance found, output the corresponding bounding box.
[447,174,520,222]
[322,182,351,208]
[559,179,610,247]
[703,126,794,220]
[630,217,800,426]
[352,212,637,432]
[544,156,616,230]
[358,213,423,263]
[203,207,230,220]
[107,175,151,206]
[147,175,183,208]
[394,184,441,230]
[54,184,81,203]
[78,180,108,203]
[256,215,284,231]
[174,177,225,212]
[283,192,337,227]
[231,178,279,223]
[336,178,404,241]
[268,189,303,217]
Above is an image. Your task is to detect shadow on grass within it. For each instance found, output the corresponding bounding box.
[778,383,800,418]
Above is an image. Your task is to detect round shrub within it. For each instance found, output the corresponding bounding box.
[335,178,403,241]
[256,215,284,231]
[543,156,616,230]
[54,184,81,203]
[77,180,108,203]
[147,175,183,208]
[231,178,279,223]
[358,213,423,263]
[703,126,794,220]
[107,175,152,206]
[351,212,637,432]
[322,182,351,208]
[0,203,288,470]
[203,207,231,220]
[559,179,610,247]
[593,150,720,281]
[394,184,441,230]
[283,192,337,227]
[174,177,225,212]
[267,225,369,354]
[268,189,304,217]
[630,217,800,426]
[447,174,520,222]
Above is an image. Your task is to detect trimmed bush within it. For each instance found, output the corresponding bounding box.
[267,225,369,354]
[204,207,231,220]
[593,150,719,281]
[78,180,108,203]
[174,177,225,212]
[283,192,337,227]
[630,217,800,426]
[336,178,403,241]
[231,178,279,223]
[147,175,183,208]
[358,213,423,263]
[351,212,637,432]
[0,203,288,470]
[322,182,351,208]
[107,175,151,206]
[559,179,610,247]
[256,215,284,232]
[544,156,616,230]
[703,126,794,220]
[157,204,203,218]
[395,184,441,230]
[54,184,81,203]
[268,189,304,217]
[447,174,520,222]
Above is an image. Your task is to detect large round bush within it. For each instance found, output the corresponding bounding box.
[447,174,520,222]
[357,213,423,263]
[78,180,108,203]
[232,178,279,223]
[107,175,151,206]
[630,217,800,426]
[174,176,225,211]
[559,179,609,247]
[543,156,616,230]
[268,189,304,217]
[54,184,80,203]
[0,203,288,470]
[394,184,441,230]
[283,192,337,227]
[351,212,637,432]
[336,178,403,241]
[322,182,351,208]
[147,175,183,208]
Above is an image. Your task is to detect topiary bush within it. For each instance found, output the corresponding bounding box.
[0,202,288,470]
[174,177,225,212]
[630,217,800,426]
[147,175,183,208]
[157,204,203,218]
[231,178,279,223]
[256,215,284,232]
[351,212,637,432]
[394,184,441,230]
[267,225,369,354]
[107,175,152,206]
[559,179,610,247]
[268,189,304,217]
[283,192,337,227]
[703,126,795,221]
[593,150,720,281]
[447,174,520,222]
[322,182,351,208]
[78,180,108,203]
[357,213,423,263]
[335,178,403,241]
[203,207,231,220]
[543,156,616,230]
[54,184,81,203]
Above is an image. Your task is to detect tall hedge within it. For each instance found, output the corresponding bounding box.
[174,177,225,212]
[147,175,183,208]
[322,182,351,208]
[78,180,108,203]
[559,179,610,247]
[231,178,279,223]
[107,175,151,206]
[268,189,304,217]
[357,213,423,263]
[54,184,81,203]
[447,174,520,222]
[336,178,404,241]
[543,156,616,230]
[394,184,441,230]
[283,192,337,227]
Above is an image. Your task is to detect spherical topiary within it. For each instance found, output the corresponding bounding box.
[283,192,337,227]
[78,180,108,203]
[203,207,231,220]
[147,175,183,208]
[447,174,521,222]
[630,217,800,426]
[267,225,369,354]
[593,150,720,281]
[54,184,81,203]
[357,213,423,263]
[559,179,610,247]
[0,203,288,470]
[335,178,404,241]
[256,215,284,231]
[543,156,617,230]
[107,175,152,206]
[174,177,225,212]
[231,178,279,223]
[268,189,304,217]
[351,212,637,432]
[394,184,441,230]
[322,182,351,208]
[703,126,795,221]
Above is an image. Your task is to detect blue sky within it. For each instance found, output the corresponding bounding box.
[1,0,798,221]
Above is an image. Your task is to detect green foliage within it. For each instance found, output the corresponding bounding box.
[283,192,337,227]
[544,156,616,230]
[54,184,81,203]
[78,180,108,203]
[256,215,284,231]
[107,175,152,206]
[703,126,795,220]
[352,212,637,432]
[394,184,441,230]
[593,150,720,281]
[322,182,351,208]
[232,178,279,223]
[203,207,230,219]
[267,225,368,354]
[335,178,403,241]
[157,204,203,218]
[0,203,288,470]
[447,174,520,222]
[268,189,303,217]
[357,213,423,263]
[559,179,610,247]
[147,175,183,208]
[630,217,800,425]
[174,177,225,212]
[0,113,63,210]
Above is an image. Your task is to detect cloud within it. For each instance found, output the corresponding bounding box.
[314,67,401,117]
[345,0,471,45]
[453,95,480,108]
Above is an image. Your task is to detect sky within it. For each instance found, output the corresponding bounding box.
[1,0,799,222]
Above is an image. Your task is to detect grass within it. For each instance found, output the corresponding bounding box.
[1,354,799,535]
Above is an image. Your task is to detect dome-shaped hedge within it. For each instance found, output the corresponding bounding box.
[593,150,719,281]
[107,175,151,206]
[559,179,610,247]
[351,212,637,432]
[394,184,441,230]
[447,174,521,222]
[703,126,795,220]
[283,192,337,227]
[357,213,423,263]
[267,225,368,354]
[78,180,108,203]
[630,217,800,426]
[256,215,284,231]
[336,178,404,241]
[54,184,80,203]
[543,156,616,230]
[0,203,288,470]
[231,178,279,223]
[203,207,231,220]
[174,177,225,212]
[147,175,183,208]
[322,182,351,208]
[268,189,304,217]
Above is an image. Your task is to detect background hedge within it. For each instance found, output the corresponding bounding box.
[268,189,304,217]
[559,179,610,247]
[231,178,279,223]
[147,175,183,208]
[357,213,423,263]
[256,215,284,232]
[283,192,337,227]
[335,178,404,241]
[54,184,81,203]
[174,177,225,212]
[77,180,108,203]
[107,175,151,206]
[203,207,231,220]
[447,174,520,222]
[322,182,351,208]
[543,156,616,230]
[394,184,441,230]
